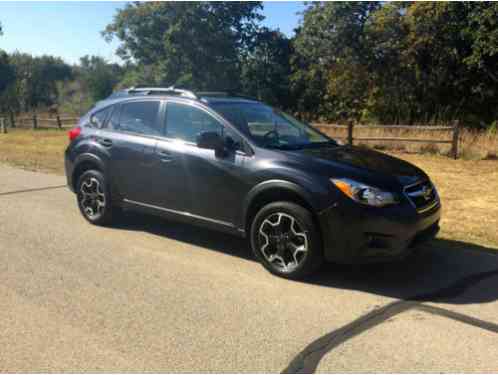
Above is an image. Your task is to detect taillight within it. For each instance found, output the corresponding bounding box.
[68,126,81,141]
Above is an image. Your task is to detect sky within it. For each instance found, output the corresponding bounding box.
[0,1,306,65]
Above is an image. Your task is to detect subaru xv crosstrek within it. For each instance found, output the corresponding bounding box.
[65,87,441,279]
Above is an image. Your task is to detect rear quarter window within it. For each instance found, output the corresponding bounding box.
[89,106,113,129]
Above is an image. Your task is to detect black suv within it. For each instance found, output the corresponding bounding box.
[65,87,441,279]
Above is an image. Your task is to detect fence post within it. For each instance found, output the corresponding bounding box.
[1,117,7,134]
[32,113,38,129]
[9,112,15,128]
[451,120,460,159]
[347,119,354,146]
[56,114,62,129]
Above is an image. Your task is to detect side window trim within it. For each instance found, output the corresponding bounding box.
[158,100,167,136]
[107,104,121,131]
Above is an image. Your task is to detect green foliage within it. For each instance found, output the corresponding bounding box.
[0,50,15,95]
[0,22,15,98]
[116,63,163,88]
[0,52,72,114]
[78,55,122,101]
[240,28,293,109]
[3,2,498,129]
[103,2,263,90]
[289,2,498,126]
[290,2,380,121]
[56,80,93,116]
[488,121,498,135]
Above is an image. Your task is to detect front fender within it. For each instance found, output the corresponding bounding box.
[242,179,321,230]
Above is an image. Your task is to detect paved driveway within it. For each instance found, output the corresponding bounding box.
[1,165,497,372]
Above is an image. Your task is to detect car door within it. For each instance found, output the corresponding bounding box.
[143,102,192,214]
[162,101,251,227]
[103,99,163,204]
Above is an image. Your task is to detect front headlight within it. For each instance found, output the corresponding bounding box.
[331,178,399,207]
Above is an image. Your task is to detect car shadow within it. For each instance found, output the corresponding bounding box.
[307,239,498,304]
[112,211,498,305]
[112,211,254,261]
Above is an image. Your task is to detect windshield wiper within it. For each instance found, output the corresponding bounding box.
[266,144,304,150]
[301,140,339,148]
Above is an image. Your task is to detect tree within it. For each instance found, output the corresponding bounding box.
[0,52,15,95]
[78,55,122,101]
[103,2,263,90]
[1,53,72,114]
[240,28,293,109]
[291,2,380,121]
[291,2,498,126]
[461,2,498,125]
[0,23,17,118]
[0,20,15,94]
[112,61,160,89]
[0,51,16,124]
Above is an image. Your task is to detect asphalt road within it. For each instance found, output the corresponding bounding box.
[1,164,497,372]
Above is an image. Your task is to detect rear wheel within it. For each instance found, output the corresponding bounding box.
[250,201,323,279]
[76,170,115,226]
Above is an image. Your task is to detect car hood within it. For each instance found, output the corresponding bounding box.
[289,145,427,187]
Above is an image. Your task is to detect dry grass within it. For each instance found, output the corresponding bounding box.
[315,124,498,160]
[1,128,497,249]
[388,152,498,249]
[0,128,68,174]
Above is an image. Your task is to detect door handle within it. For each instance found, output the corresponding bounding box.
[98,138,113,148]
[156,150,173,162]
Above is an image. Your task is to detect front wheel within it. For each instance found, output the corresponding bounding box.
[250,201,323,280]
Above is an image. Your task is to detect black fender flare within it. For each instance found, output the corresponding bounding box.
[242,179,318,229]
[72,153,106,187]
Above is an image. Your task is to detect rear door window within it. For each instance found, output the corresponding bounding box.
[117,101,162,136]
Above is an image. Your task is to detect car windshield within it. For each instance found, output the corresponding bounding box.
[211,102,336,150]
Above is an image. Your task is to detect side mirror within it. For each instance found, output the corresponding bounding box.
[196,131,224,151]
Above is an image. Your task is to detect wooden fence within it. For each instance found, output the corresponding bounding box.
[0,114,462,159]
[6,113,79,130]
[0,117,6,134]
[314,120,460,159]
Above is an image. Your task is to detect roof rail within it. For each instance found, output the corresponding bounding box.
[229,93,259,101]
[195,91,230,97]
[126,86,198,99]
[196,91,259,101]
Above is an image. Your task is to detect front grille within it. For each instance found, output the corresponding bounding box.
[404,180,439,213]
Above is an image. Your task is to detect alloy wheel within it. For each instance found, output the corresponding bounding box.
[79,177,106,220]
[258,212,308,273]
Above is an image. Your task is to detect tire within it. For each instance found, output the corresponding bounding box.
[250,201,323,280]
[76,170,116,226]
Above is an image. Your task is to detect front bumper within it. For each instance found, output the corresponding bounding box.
[318,198,441,264]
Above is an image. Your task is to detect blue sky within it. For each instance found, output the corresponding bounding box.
[0,1,306,65]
